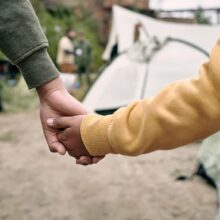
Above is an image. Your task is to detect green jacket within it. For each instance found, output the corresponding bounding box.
[0,0,59,89]
[75,40,92,68]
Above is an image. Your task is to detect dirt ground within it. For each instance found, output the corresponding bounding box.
[0,111,217,220]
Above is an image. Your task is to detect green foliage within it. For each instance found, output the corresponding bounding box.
[30,0,103,70]
[0,51,5,60]
[1,0,105,113]
[1,78,39,113]
[195,7,211,24]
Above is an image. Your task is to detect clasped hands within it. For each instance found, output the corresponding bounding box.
[47,116,105,165]
[37,76,104,166]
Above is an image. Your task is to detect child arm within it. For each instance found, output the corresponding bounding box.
[81,40,220,156]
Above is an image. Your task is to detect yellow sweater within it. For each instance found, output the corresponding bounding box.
[81,40,220,156]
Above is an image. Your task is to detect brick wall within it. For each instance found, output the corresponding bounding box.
[104,0,149,9]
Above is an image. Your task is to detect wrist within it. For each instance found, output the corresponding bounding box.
[81,114,114,156]
[36,76,65,101]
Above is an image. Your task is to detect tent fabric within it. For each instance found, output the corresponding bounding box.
[199,132,220,183]
[103,5,220,61]
[83,52,148,111]
[83,5,220,112]
[83,41,207,111]
[144,41,208,96]
[150,0,220,11]
[199,132,220,220]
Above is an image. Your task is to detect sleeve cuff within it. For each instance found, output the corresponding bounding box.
[80,114,115,156]
[17,48,60,89]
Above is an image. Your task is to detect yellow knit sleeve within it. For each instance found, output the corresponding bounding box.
[81,40,220,156]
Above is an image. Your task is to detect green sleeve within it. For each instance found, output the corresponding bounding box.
[0,0,59,89]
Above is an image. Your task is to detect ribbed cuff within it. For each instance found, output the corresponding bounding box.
[17,48,59,89]
[80,114,115,156]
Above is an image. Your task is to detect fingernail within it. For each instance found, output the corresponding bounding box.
[59,149,66,156]
[56,145,66,155]
[47,118,54,126]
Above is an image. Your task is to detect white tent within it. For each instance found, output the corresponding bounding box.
[102,5,219,60]
[83,53,148,113]
[83,5,220,113]
[150,0,220,11]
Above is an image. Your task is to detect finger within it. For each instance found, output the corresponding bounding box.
[92,156,105,164]
[61,92,89,115]
[76,160,89,166]
[57,131,67,142]
[57,127,72,142]
[50,141,66,155]
[47,117,71,129]
[44,126,66,155]
[76,156,93,166]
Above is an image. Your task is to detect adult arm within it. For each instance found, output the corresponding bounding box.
[0,0,92,159]
[0,0,59,88]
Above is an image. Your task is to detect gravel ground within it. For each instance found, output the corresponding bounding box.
[0,111,217,220]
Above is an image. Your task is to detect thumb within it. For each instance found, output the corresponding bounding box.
[47,117,70,129]
[43,126,66,155]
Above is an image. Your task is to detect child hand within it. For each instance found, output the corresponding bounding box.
[47,116,104,165]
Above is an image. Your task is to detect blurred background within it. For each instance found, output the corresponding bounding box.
[1,1,220,220]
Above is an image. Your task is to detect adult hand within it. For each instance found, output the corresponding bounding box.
[37,76,88,155]
[47,116,105,165]
[36,76,103,165]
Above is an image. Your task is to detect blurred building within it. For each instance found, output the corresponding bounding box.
[103,0,149,10]
[44,0,208,44]
[87,0,152,44]
[158,17,196,24]
[43,0,151,44]
[44,0,149,10]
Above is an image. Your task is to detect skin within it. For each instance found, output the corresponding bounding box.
[67,30,76,41]
[47,116,105,165]
[37,76,103,165]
